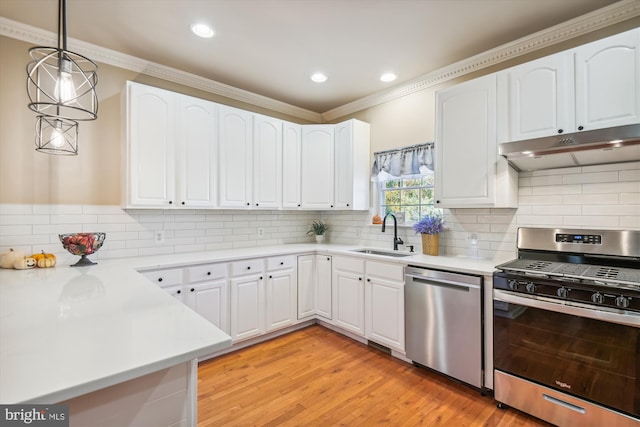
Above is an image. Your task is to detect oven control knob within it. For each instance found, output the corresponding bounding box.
[508,280,519,291]
[556,287,569,298]
[615,296,630,309]
[525,282,537,294]
[591,293,604,304]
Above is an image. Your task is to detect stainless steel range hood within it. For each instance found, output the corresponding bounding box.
[499,124,640,171]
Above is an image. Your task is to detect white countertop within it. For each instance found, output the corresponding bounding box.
[0,243,504,404]
[0,260,232,404]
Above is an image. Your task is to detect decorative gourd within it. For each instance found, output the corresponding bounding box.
[0,248,25,269]
[13,257,36,270]
[31,251,57,268]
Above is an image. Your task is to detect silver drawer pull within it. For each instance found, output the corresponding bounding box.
[542,394,586,414]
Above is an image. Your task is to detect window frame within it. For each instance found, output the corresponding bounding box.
[379,173,437,224]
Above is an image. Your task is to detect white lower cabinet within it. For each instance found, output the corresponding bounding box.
[316,256,332,320]
[265,256,297,330]
[184,263,228,334]
[364,262,405,353]
[142,263,229,335]
[332,256,405,352]
[230,258,265,341]
[332,256,366,336]
[297,255,332,320]
[230,256,298,342]
[143,252,405,354]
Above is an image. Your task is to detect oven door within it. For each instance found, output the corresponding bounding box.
[494,289,640,420]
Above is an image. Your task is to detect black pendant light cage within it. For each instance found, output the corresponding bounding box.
[35,115,79,155]
[26,0,98,155]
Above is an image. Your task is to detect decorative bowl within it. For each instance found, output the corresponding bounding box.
[59,232,106,267]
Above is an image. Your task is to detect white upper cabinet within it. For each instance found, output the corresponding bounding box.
[122,82,176,208]
[498,28,640,142]
[122,82,371,212]
[575,28,640,131]
[301,125,335,209]
[282,122,302,209]
[122,82,217,209]
[218,105,253,208]
[435,74,518,208]
[497,52,574,142]
[334,119,370,210]
[253,115,283,209]
[177,96,217,207]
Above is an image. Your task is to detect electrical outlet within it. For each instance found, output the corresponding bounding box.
[155,230,165,244]
[257,228,264,238]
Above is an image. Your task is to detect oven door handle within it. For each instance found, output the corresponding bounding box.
[494,289,640,328]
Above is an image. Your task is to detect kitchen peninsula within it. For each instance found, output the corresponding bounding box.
[0,257,232,426]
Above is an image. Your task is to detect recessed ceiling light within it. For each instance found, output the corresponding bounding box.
[311,73,327,83]
[380,73,397,82]
[190,23,214,38]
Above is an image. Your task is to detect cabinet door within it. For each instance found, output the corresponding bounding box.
[177,95,217,208]
[575,28,640,131]
[297,255,315,319]
[282,122,302,209]
[334,121,354,209]
[499,51,574,142]
[253,115,282,208]
[301,126,334,209]
[187,279,229,334]
[435,74,507,208]
[230,274,264,341]
[266,268,297,331]
[333,120,371,210]
[125,82,176,208]
[332,270,365,336]
[316,255,332,320]
[365,276,404,352]
[218,105,253,208]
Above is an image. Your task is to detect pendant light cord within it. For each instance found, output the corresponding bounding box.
[58,0,67,51]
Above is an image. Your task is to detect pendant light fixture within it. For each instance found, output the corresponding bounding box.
[26,0,98,155]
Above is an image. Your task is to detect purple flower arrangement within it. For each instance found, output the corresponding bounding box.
[412,213,445,235]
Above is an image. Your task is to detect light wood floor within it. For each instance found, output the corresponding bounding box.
[198,325,550,426]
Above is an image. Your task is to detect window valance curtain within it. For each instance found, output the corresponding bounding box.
[371,142,434,181]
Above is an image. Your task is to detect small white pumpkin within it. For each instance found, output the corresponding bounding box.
[13,256,36,270]
[0,248,24,269]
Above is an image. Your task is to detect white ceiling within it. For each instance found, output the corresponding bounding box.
[0,0,622,113]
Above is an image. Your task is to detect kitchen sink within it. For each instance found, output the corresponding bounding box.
[350,248,413,257]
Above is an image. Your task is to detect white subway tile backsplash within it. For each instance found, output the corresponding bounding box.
[562,171,619,185]
[0,163,637,263]
[583,182,639,194]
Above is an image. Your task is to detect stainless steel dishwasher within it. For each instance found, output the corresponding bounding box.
[405,265,483,389]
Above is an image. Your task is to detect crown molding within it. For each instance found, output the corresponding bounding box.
[2,0,639,124]
[321,0,640,122]
[0,17,322,123]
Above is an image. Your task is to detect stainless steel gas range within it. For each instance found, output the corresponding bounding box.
[493,227,640,427]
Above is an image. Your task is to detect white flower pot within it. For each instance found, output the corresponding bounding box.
[315,235,325,243]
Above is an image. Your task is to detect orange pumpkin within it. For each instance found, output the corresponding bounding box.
[31,250,57,268]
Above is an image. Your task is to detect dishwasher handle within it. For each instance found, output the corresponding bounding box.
[406,274,480,292]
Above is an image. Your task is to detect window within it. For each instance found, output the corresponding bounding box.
[371,142,439,223]
[380,173,438,223]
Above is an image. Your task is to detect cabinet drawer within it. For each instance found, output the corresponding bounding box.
[366,261,404,283]
[332,256,365,274]
[266,255,296,271]
[140,268,183,287]
[230,258,264,276]
[185,263,227,283]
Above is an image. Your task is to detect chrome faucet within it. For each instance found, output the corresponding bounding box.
[381,212,404,251]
